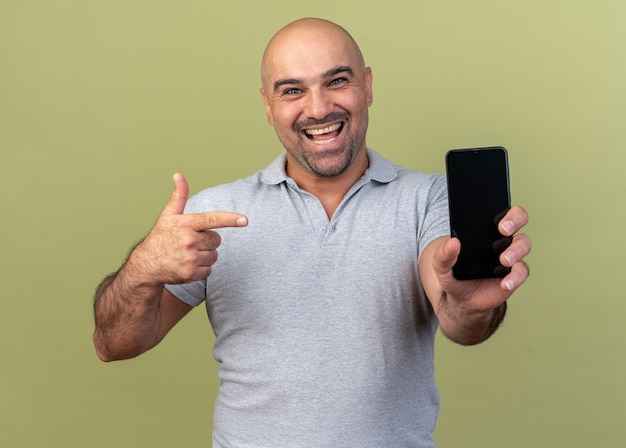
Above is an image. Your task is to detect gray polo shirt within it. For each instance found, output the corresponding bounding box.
[166,148,449,448]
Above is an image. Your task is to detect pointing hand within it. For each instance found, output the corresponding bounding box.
[127,173,248,285]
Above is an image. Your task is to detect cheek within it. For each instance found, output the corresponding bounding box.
[343,99,368,126]
[272,105,300,132]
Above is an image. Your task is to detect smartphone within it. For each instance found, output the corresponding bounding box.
[445,146,512,280]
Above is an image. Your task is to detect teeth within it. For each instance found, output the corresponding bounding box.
[305,123,341,136]
[313,137,336,145]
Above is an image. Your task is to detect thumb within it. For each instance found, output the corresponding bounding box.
[161,173,189,216]
[434,237,460,276]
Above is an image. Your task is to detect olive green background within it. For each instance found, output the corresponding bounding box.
[1,0,624,446]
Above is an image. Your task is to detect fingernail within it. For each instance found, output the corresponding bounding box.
[504,279,515,291]
[237,217,248,226]
[501,220,514,235]
[502,251,514,265]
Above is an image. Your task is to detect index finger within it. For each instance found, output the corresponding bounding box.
[187,211,248,231]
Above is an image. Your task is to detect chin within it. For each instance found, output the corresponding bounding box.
[306,152,353,178]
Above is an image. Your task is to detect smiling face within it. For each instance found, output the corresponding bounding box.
[260,19,373,180]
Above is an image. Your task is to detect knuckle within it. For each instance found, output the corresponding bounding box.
[178,233,195,250]
[204,213,222,229]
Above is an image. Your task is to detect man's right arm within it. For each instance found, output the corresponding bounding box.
[92,255,192,362]
[92,173,248,361]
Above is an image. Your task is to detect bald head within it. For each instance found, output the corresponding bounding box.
[258,18,373,181]
[261,18,366,92]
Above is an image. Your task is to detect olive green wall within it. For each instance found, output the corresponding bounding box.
[2,1,624,446]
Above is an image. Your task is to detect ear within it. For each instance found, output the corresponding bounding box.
[364,67,373,107]
[260,87,275,126]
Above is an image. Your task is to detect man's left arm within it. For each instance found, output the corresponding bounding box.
[418,206,532,345]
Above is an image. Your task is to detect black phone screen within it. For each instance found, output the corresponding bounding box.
[445,146,512,280]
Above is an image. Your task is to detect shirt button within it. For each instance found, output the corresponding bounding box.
[319,227,327,233]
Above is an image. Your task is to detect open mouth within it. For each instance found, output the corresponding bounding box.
[304,123,344,145]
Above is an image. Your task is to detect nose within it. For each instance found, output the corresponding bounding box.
[303,88,334,120]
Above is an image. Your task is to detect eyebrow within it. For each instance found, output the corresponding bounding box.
[273,65,355,93]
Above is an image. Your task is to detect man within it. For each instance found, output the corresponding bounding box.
[94,18,531,447]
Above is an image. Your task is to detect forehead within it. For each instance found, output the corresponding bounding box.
[262,24,361,85]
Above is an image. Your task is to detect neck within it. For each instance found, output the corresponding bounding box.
[287,149,369,219]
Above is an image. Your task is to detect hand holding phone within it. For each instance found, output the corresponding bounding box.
[445,146,512,280]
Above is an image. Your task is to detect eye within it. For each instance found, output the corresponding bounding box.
[329,77,348,87]
[283,87,301,95]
